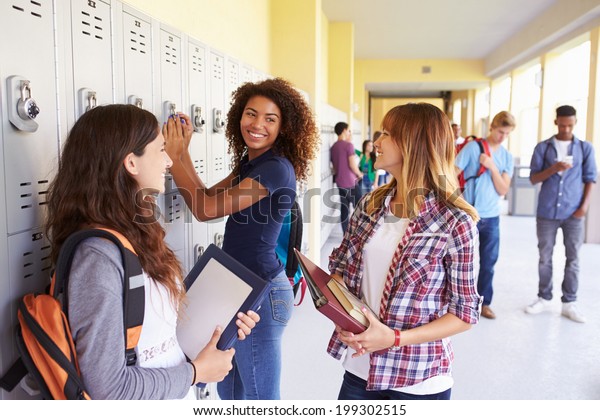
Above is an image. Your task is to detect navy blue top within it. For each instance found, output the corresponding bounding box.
[223,149,296,281]
[530,135,597,220]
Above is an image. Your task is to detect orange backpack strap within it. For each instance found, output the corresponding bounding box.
[52,228,144,366]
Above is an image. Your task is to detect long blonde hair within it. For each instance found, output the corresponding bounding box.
[367,103,479,221]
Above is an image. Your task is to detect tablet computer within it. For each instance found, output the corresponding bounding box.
[176,244,269,359]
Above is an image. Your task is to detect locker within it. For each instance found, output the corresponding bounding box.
[160,192,188,273]
[113,5,154,111]
[0,0,60,235]
[208,50,226,186]
[66,0,114,122]
[240,65,253,85]
[225,58,240,173]
[187,39,210,266]
[0,229,52,399]
[157,25,184,196]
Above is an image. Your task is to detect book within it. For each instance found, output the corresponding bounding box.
[327,278,377,327]
[176,244,270,359]
[293,248,369,334]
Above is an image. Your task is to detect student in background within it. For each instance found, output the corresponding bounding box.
[525,105,597,322]
[164,78,319,400]
[452,123,465,146]
[331,122,363,234]
[46,104,259,399]
[328,103,481,400]
[455,111,516,320]
[357,139,377,199]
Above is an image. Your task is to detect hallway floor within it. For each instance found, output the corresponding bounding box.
[280,214,600,399]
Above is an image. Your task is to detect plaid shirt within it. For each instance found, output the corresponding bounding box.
[328,190,481,390]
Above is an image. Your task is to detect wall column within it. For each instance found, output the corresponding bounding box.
[585,27,600,243]
[328,22,354,124]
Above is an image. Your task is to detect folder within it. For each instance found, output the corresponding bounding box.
[294,248,371,334]
[176,244,269,360]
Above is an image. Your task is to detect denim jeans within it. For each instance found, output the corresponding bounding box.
[337,371,451,400]
[477,216,500,306]
[337,185,360,234]
[536,216,584,302]
[217,271,293,400]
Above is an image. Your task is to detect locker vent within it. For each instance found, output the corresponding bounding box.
[129,30,147,54]
[167,196,182,223]
[212,56,223,80]
[11,0,42,18]
[18,179,49,209]
[165,44,178,66]
[191,52,204,74]
[194,159,206,177]
[81,10,104,40]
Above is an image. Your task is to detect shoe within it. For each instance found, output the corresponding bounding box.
[524,297,552,314]
[561,302,586,323]
[481,305,496,319]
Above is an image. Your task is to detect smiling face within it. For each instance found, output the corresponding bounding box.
[240,95,282,159]
[126,129,172,193]
[373,129,402,174]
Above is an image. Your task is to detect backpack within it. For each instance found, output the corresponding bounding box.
[0,228,144,400]
[275,201,307,305]
[456,136,491,192]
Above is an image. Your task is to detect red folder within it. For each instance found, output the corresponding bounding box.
[294,249,366,334]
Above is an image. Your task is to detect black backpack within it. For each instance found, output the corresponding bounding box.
[276,201,307,304]
[0,228,144,399]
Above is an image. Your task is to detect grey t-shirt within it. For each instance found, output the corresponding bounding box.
[67,237,192,399]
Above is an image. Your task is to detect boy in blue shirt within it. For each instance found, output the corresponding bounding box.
[525,105,597,323]
[455,111,516,319]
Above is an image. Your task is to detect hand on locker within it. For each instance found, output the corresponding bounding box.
[164,113,193,160]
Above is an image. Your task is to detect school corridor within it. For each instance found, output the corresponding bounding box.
[280,212,600,400]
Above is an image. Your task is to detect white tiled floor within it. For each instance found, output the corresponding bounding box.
[280,214,600,399]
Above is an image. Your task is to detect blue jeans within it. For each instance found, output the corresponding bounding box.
[217,271,293,400]
[337,185,360,234]
[477,216,500,306]
[536,216,584,302]
[338,371,451,400]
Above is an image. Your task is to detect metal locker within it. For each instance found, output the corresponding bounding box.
[0,229,52,399]
[64,0,114,123]
[0,0,60,235]
[253,69,266,83]
[208,50,226,186]
[160,192,188,272]
[225,58,240,174]
[240,65,253,85]
[157,25,184,196]
[187,39,210,266]
[113,4,154,111]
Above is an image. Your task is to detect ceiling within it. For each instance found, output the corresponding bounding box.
[321,0,558,60]
[321,0,559,95]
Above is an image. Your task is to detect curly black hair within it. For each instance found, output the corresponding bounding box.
[225,77,319,181]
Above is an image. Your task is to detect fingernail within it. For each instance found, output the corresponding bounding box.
[362,307,367,313]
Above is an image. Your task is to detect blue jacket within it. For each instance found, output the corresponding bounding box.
[530,135,597,220]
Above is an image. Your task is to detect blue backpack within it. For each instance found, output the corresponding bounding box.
[275,201,307,305]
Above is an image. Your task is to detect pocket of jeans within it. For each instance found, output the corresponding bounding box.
[270,286,294,325]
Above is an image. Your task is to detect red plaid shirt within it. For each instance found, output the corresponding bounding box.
[328,191,481,390]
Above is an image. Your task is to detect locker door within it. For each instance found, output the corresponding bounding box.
[240,65,253,84]
[70,0,113,120]
[119,8,154,111]
[159,27,183,196]
[187,40,209,264]
[225,58,240,174]
[0,0,59,235]
[161,193,187,270]
[208,51,226,185]
[0,229,52,399]
[157,27,186,268]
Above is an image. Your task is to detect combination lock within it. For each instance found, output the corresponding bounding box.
[17,81,40,120]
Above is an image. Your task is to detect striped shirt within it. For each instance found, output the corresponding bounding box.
[327,190,481,390]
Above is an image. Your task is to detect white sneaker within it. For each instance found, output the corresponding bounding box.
[561,302,586,323]
[524,297,552,314]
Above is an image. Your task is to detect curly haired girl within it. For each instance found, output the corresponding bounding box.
[164,77,319,400]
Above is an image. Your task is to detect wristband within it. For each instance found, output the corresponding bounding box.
[189,361,197,385]
[390,329,401,350]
